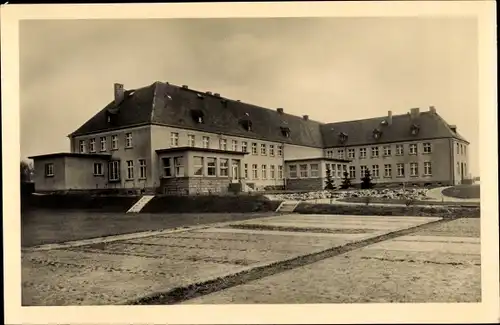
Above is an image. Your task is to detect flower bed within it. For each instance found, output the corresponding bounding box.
[266,188,430,202]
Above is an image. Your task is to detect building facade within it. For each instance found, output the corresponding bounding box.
[29,81,470,195]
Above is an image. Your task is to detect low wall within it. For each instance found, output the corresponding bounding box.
[295,202,480,218]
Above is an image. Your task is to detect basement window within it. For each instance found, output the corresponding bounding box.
[280,126,291,138]
[190,109,205,124]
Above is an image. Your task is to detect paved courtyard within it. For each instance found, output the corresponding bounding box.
[22,213,480,306]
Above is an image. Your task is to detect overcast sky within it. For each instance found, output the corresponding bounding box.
[20,17,479,175]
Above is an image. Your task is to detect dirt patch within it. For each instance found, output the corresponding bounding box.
[227,224,374,234]
[294,203,480,218]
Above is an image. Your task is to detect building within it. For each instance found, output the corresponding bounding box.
[29,81,470,195]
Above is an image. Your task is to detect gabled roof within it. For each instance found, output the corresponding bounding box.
[156,146,248,155]
[71,82,324,148]
[320,111,469,148]
[70,81,468,148]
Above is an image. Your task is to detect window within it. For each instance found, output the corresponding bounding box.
[163,158,172,177]
[457,162,460,175]
[456,143,460,153]
[326,150,334,158]
[202,136,210,148]
[111,135,118,150]
[252,143,258,155]
[384,164,392,178]
[331,164,336,178]
[242,141,248,153]
[207,158,216,176]
[270,165,276,179]
[423,143,432,154]
[193,157,204,176]
[397,163,405,177]
[460,144,464,155]
[219,139,227,150]
[45,163,54,177]
[79,140,86,153]
[277,145,283,157]
[337,164,342,178]
[269,145,275,156]
[359,148,367,159]
[125,132,133,148]
[89,138,96,152]
[139,159,146,179]
[371,146,379,158]
[278,165,283,179]
[383,145,391,157]
[349,166,356,179]
[372,165,379,178]
[220,159,229,177]
[108,161,120,181]
[100,137,106,151]
[337,149,345,159]
[261,144,267,155]
[126,160,134,179]
[395,144,404,156]
[310,164,319,177]
[174,156,184,177]
[232,140,238,151]
[93,163,103,176]
[299,164,308,178]
[409,144,417,155]
[261,164,267,179]
[347,149,355,159]
[188,134,195,147]
[424,162,432,176]
[289,165,297,178]
[410,162,418,177]
[252,164,259,179]
[244,163,248,179]
[360,165,368,177]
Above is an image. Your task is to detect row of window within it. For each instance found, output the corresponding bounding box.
[43,159,147,181]
[456,143,467,156]
[79,133,133,153]
[326,162,432,179]
[326,143,432,160]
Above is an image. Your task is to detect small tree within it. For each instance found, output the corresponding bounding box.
[324,165,335,190]
[20,160,34,183]
[360,169,374,189]
[340,171,351,189]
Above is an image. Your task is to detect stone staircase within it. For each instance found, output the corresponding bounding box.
[127,195,155,213]
[275,200,300,213]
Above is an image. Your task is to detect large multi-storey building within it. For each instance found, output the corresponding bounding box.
[29,81,470,195]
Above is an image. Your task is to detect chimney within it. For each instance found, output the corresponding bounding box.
[449,125,457,133]
[429,106,436,114]
[182,85,189,89]
[410,107,420,119]
[214,93,221,97]
[114,83,124,105]
[206,91,213,95]
[302,115,309,121]
[387,110,393,125]
[277,108,284,114]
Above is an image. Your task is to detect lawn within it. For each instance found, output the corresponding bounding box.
[21,209,274,247]
[441,184,481,199]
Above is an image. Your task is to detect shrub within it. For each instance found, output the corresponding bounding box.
[340,171,352,189]
[324,165,336,190]
[360,170,375,189]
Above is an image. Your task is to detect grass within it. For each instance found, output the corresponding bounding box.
[21,210,274,247]
[228,223,375,234]
[442,184,480,199]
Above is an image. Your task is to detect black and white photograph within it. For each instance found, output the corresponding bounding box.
[2,2,498,324]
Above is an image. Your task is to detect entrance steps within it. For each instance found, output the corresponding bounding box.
[127,195,155,213]
[275,200,300,213]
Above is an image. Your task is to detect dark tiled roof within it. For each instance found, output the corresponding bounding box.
[285,157,351,163]
[70,81,468,148]
[29,152,112,160]
[155,146,248,155]
[320,111,469,148]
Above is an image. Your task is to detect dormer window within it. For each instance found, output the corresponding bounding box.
[240,119,253,131]
[339,132,348,143]
[197,93,204,99]
[380,120,388,126]
[373,128,382,139]
[410,123,420,135]
[190,109,205,124]
[280,126,291,138]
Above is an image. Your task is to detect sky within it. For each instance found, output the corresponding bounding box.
[19,17,479,176]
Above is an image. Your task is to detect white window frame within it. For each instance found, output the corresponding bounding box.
[108,161,120,181]
[193,156,204,176]
[270,165,276,179]
[261,164,267,179]
[383,145,391,157]
[45,163,54,177]
[278,165,283,179]
[111,135,118,150]
[337,164,342,178]
[359,148,367,159]
[423,143,432,154]
[299,164,308,178]
[396,163,405,177]
[372,165,379,178]
[202,136,210,149]
[252,164,259,179]
[93,162,103,176]
[139,159,147,179]
[163,157,173,177]
[232,140,238,151]
[395,144,404,156]
[242,141,248,153]
[371,146,379,158]
[269,145,275,156]
[207,157,217,177]
[79,140,86,153]
[89,138,96,153]
[424,161,432,176]
[220,159,229,177]
[188,134,195,147]
[337,149,345,159]
[310,163,319,178]
[277,145,283,157]
[100,137,107,151]
[410,162,419,177]
[170,132,179,147]
[261,144,267,155]
[126,160,134,180]
[384,164,392,178]
[349,166,356,179]
[347,149,355,159]
[125,133,133,148]
[360,165,368,177]
[409,144,417,155]
[288,165,297,178]
[244,163,248,179]
[174,156,184,177]
[252,143,258,155]
[219,139,227,151]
